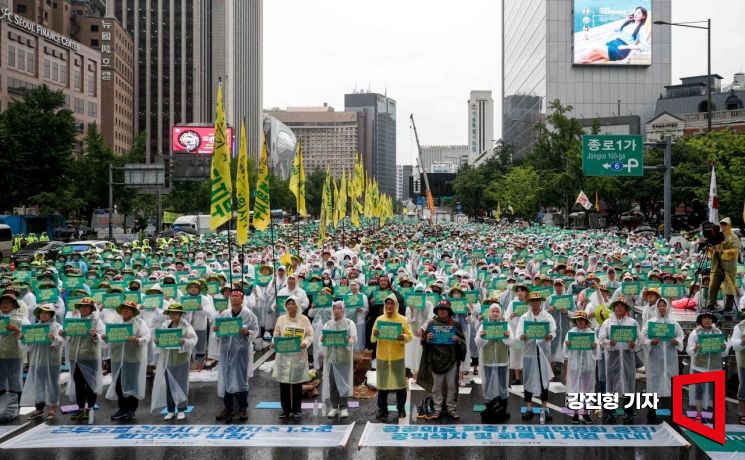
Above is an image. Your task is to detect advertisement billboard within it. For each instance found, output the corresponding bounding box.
[172,126,233,154]
[573,0,652,66]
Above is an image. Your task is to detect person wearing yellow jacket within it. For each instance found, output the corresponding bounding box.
[705,217,740,313]
[371,293,413,421]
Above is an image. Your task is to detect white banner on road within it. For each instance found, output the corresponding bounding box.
[1,423,355,449]
[0,424,28,441]
[358,422,689,448]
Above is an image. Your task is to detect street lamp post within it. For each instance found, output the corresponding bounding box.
[654,19,712,132]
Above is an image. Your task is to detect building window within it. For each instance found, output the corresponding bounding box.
[27,52,34,74]
[90,39,99,48]
[17,49,25,72]
[74,68,82,91]
[74,98,85,114]
[91,25,99,32]
[8,46,15,68]
[87,101,97,118]
[43,59,51,79]
[15,4,27,13]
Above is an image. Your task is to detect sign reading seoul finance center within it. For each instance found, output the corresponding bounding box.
[582,134,643,177]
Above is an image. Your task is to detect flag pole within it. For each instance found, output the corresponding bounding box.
[227,214,234,288]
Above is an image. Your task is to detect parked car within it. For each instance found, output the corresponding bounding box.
[11,241,66,265]
[65,240,111,254]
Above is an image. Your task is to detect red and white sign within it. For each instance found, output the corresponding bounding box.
[172,126,233,154]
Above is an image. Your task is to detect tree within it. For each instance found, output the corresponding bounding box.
[73,124,115,218]
[484,166,540,219]
[452,165,485,216]
[304,168,328,217]
[0,85,77,212]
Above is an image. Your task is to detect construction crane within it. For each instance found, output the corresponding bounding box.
[409,114,436,222]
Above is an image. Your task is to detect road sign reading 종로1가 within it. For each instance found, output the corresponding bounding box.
[582,135,643,177]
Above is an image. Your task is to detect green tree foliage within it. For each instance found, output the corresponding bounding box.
[0,85,77,212]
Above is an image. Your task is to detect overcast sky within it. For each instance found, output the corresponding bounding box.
[264,0,745,166]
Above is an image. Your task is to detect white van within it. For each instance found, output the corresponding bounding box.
[172,215,212,234]
[0,224,12,263]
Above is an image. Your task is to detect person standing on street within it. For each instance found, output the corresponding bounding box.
[705,217,740,314]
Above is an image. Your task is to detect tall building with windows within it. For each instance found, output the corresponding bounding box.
[468,90,494,162]
[344,91,396,198]
[501,0,672,159]
[395,164,412,201]
[419,145,469,173]
[266,105,368,180]
[0,4,101,146]
[107,0,262,163]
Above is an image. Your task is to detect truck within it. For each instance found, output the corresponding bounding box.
[172,215,212,234]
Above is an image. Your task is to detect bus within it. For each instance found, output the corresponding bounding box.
[0,224,12,263]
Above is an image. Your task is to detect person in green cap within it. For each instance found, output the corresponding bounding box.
[151,303,197,421]
[104,300,151,421]
[21,304,64,420]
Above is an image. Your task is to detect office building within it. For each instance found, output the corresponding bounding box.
[468,90,494,162]
[502,0,672,159]
[108,0,263,163]
[1,4,101,144]
[72,12,134,154]
[344,91,396,198]
[396,164,412,201]
[646,73,745,141]
[267,105,368,179]
[419,145,469,173]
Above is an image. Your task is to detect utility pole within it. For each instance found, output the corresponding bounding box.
[663,135,672,240]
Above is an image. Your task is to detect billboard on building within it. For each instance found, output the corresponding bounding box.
[172,126,234,154]
[572,0,652,66]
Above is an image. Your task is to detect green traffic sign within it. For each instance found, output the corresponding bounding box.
[582,135,643,177]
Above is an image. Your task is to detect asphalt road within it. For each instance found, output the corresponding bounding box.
[0,351,736,459]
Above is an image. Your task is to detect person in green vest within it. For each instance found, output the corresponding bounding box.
[39,232,49,243]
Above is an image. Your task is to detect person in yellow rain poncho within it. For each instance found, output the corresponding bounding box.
[371,293,413,421]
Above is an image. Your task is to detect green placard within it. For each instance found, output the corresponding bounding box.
[63,318,91,337]
[334,285,350,298]
[364,285,378,299]
[377,320,403,341]
[215,317,242,337]
[0,317,10,335]
[699,333,725,354]
[483,321,509,340]
[430,325,456,344]
[568,331,595,350]
[610,325,638,343]
[214,298,229,312]
[550,295,574,311]
[449,297,468,315]
[155,328,183,349]
[256,274,273,287]
[274,335,301,353]
[660,285,686,298]
[465,290,480,305]
[398,287,414,298]
[405,293,427,310]
[161,285,178,298]
[21,323,50,345]
[648,321,675,340]
[102,292,125,309]
[193,266,207,277]
[582,134,643,177]
[344,293,364,309]
[525,321,550,340]
[206,281,221,295]
[63,276,85,289]
[584,288,596,299]
[322,329,348,347]
[512,301,528,316]
[36,287,59,303]
[426,293,440,307]
[532,286,552,299]
[123,291,141,305]
[304,280,323,295]
[181,295,202,311]
[622,282,642,296]
[142,294,164,310]
[106,323,133,343]
[314,292,333,309]
[372,289,389,304]
[276,295,289,314]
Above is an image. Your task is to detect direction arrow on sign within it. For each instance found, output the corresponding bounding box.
[582,135,644,177]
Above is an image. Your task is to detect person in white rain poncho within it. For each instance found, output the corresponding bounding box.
[151,303,197,421]
[141,284,168,370]
[516,291,556,424]
[505,284,530,385]
[182,281,216,370]
[730,315,745,425]
[0,293,29,402]
[348,280,369,353]
[546,279,572,365]
[21,304,64,420]
[405,284,432,378]
[686,311,730,424]
[475,302,513,422]
[105,300,151,421]
[320,301,357,419]
[640,297,683,424]
[309,287,334,371]
[272,295,313,420]
[214,289,259,423]
[562,311,598,425]
[63,297,104,421]
[639,287,661,327]
[253,265,277,334]
[598,296,640,424]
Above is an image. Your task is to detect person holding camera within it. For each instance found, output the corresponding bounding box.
[705,217,740,314]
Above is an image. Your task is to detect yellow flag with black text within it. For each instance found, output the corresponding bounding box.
[289,140,307,216]
[235,120,250,245]
[253,136,271,231]
[210,84,233,230]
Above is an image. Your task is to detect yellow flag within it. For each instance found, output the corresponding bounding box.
[338,170,348,221]
[318,171,331,244]
[289,140,307,216]
[332,172,340,228]
[253,135,271,231]
[235,120,250,246]
[354,154,364,198]
[210,84,233,230]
